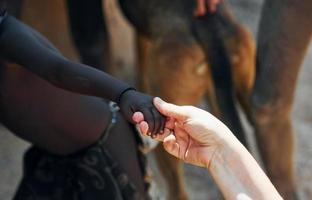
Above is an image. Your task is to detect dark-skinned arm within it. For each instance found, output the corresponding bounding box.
[0,15,165,133]
[0,16,128,101]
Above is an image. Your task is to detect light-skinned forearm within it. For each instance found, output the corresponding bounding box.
[207,134,282,200]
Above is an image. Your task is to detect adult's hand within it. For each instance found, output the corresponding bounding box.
[133,97,234,168]
[134,98,282,200]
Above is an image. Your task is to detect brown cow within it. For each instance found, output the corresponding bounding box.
[65,0,312,199]
[132,3,255,200]
[250,0,312,199]
[195,0,312,199]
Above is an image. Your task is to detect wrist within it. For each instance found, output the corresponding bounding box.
[205,134,282,200]
[115,87,136,105]
[204,133,244,170]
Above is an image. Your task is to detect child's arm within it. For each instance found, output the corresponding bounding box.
[0,16,129,101]
[0,15,164,133]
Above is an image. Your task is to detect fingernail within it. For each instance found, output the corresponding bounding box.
[154,97,163,105]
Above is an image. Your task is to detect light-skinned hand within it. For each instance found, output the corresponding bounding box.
[133,97,234,168]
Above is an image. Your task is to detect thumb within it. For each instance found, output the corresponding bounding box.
[153,97,186,121]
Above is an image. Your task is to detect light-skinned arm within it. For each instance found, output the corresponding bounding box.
[133,97,282,200]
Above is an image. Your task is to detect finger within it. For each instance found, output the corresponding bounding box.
[153,97,187,122]
[159,113,166,134]
[122,106,135,123]
[152,128,171,142]
[194,0,207,16]
[151,108,161,135]
[165,117,175,130]
[163,134,181,159]
[154,108,166,135]
[132,112,144,123]
[138,121,149,135]
[141,108,154,135]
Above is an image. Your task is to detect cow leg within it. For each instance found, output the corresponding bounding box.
[229,25,256,124]
[251,0,312,199]
[193,13,249,148]
[66,0,111,72]
[136,33,196,200]
[136,33,153,91]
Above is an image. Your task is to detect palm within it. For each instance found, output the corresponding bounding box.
[168,121,219,168]
[135,98,231,168]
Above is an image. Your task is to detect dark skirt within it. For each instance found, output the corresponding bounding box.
[13,103,150,200]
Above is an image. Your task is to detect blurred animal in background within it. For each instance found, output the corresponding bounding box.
[120,1,312,199]
[66,0,111,72]
[248,0,312,199]
[118,1,255,199]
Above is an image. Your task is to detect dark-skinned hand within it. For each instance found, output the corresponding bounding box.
[118,90,166,136]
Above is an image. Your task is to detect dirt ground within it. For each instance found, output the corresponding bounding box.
[0,0,312,199]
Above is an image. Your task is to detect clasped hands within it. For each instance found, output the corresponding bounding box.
[132,97,234,168]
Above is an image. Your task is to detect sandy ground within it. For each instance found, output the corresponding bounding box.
[0,0,312,199]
